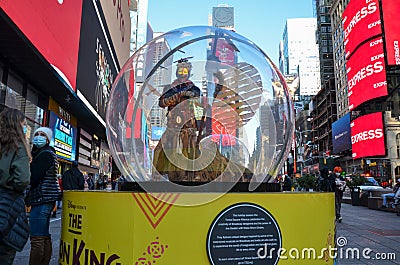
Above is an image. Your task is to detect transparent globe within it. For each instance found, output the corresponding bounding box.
[106,26,294,200]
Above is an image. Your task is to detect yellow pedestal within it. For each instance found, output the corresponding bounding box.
[60,191,335,264]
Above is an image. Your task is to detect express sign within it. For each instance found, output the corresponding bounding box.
[346,37,388,110]
[342,0,381,58]
[381,0,400,65]
[351,112,385,159]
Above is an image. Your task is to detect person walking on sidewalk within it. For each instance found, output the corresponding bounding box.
[61,160,85,190]
[0,108,31,265]
[26,127,62,265]
[333,167,346,223]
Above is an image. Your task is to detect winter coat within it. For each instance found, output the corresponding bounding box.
[0,187,30,251]
[317,168,335,192]
[0,143,30,192]
[62,167,85,190]
[0,143,30,251]
[27,145,61,206]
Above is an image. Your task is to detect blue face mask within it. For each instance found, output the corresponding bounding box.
[33,135,47,148]
[22,125,27,135]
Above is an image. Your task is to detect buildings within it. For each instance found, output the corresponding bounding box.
[279,18,321,98]
[303,0,400,183]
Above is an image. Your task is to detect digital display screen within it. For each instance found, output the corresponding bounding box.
[342,0,381,58]
[346,37,388,110]
[381,0,400,65]
[49,111,77,161]
[351,112,385,159]
[332,113,351,154]
[2,0,83,90]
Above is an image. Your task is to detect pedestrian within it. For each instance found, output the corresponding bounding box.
[0,108,31,265]
[333,166,346,222]
[282,174,292,191]
[381,179,400,208]
[61,160,85,190]
[87,173,95,190]
[316,167,335,192]
[27,126,61,265]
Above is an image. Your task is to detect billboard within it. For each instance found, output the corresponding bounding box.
[346,37,387,110]
[75,0,118,121]
[212,106,237,146]
[151,126,166,141]
[332,113,351,154]
[381,0,400,65]
[351,112,385,159]
[1,0,83,90]
[215,38,236,66]
[49,111,77,162]
[342,0,381,58]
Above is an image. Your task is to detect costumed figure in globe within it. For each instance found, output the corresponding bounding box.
[152,58,200,181]
[152,58,252,182]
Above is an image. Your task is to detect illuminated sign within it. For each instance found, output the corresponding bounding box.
[49,111,77,161]
[212,106,237,146]
[351,112,385,159]
[381,0,400,65]
[215,38,236,66]
[342,0,381,58]
[2,0,83,90]
[332,113,351,154]
[346,37,387,110]
[151,126,166,141]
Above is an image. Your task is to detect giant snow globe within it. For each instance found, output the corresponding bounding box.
[106,26,294,203]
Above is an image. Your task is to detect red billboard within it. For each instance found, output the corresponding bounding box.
[342,0,381,58]
[346,37,387,110]
[381,0,400,65]
[215,38,236,66]
[351,112,385,159]
[1,0,83,91]
[212,106,237,146]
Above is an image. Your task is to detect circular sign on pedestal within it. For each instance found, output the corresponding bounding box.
[207,203,281,265]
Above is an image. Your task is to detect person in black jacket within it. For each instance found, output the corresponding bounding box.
[62,160,85,190]
[27,126,61,265]
[0,108,31,265]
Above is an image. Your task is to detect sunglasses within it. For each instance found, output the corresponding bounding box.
[34,132,47,137]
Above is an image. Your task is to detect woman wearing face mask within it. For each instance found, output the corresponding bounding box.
[0,108,31,264]
[27,127,61,265]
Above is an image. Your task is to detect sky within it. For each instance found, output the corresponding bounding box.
[147,0,314,65]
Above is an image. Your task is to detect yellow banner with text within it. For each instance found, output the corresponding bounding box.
[60,191,335,265]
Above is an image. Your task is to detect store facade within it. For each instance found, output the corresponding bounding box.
[0,1,130,176]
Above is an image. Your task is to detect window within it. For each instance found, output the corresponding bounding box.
[5,71,24,110]
[387,101,393,111]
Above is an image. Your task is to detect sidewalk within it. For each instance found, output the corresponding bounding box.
[336,203,400,264]
[13,202,400,264]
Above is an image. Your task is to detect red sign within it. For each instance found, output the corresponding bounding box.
[351,112,385,159]
[342,0,381,58]
[381,0,400,65]
[2,0,83,91]
[212,105,237,146]
[215,39,235,66]
[346,37,387,110]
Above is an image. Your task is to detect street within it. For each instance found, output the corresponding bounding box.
[13,202,400,265]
